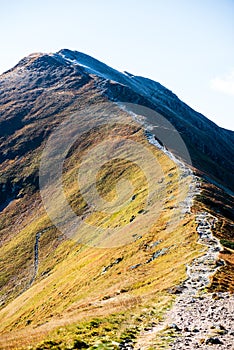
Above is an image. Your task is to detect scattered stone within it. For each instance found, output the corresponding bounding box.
[151,240,162,248]
[114,258,123,264]
[120,288,128,293]
[170,323,181,332]
[205,337,224,345]
[101,257,123,274]
[192,328,200,333]
[129,263,142,270]
[168,285,184,294]
[146,247,169,263]
[119,339,134,349]
[216,259,225,267]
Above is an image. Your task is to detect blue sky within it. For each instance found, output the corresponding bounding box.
[1,0,234,130]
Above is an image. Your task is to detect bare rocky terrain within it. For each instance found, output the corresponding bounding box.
[168,292,234,349]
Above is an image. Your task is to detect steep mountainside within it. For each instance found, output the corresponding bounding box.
[57,49,234,193]
[0,50,233,349]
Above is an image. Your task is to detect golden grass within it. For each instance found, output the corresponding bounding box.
[0,112,205,349]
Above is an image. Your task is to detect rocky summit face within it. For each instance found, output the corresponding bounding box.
[0,50,233,349]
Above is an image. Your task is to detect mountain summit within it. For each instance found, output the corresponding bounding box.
[0,50,233,349]
[2,49,234,193]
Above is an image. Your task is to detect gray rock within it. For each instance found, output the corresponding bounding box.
[205,337,224,345]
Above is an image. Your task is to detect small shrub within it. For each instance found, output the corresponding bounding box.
[35,340,62,349]
[73,339,89,349]
[220,239,234,250]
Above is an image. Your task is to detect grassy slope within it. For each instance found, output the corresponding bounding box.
[0,109,202,349]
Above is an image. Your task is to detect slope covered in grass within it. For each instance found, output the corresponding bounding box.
[0,96,201,348]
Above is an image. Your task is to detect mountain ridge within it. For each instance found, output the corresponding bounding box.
[0,49,233,349]
[4,49,233,195]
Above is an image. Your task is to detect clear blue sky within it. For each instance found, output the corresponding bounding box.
[1,0,234,130]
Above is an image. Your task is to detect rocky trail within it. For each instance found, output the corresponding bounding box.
[133,209,233,350]
[164,211,234,350]
[132,133,234,349]
[167,292,234,349]
[183,212,222,294]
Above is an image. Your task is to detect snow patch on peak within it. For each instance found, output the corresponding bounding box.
[56,49,130,86]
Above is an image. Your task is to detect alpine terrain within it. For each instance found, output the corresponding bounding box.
[0,50,233,350]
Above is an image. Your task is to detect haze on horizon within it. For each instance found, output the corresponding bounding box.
[0,0,233,130]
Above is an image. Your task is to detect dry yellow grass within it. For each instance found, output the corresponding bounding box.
[0,107,203,349]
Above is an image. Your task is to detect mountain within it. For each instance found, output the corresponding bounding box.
[0,50,233,349]
[2,49,234,195]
